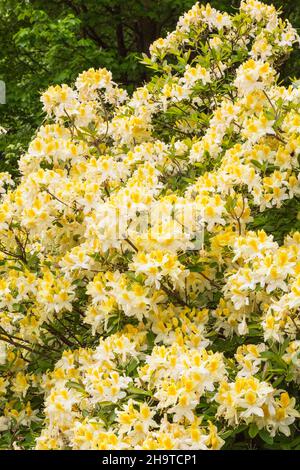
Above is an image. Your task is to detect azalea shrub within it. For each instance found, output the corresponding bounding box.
[0,0,300,450]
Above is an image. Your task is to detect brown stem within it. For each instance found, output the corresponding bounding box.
[125,238,138,253]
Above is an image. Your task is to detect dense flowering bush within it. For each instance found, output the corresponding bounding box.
[0,0,300,450]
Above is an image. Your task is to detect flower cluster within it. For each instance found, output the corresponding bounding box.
[0,1,299,450]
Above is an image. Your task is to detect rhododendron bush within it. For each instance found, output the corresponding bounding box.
[0,0,300,450]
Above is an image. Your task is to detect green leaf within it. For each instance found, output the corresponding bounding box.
[250,159,262,169]
[259,429,274,445]
[66,381,88,396]
[249,423,259,438]
[125,357,139,376]
[127,386,152,397]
